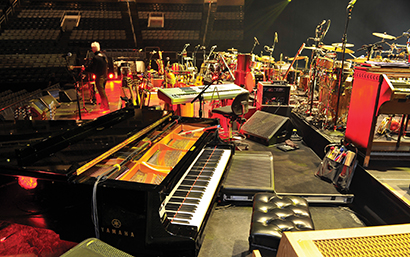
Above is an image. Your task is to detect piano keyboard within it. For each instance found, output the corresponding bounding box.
[157,83,248,105]
[160,146,231,231]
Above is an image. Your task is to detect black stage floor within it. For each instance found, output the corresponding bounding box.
[198,137,365,257]
[1,82,410,256]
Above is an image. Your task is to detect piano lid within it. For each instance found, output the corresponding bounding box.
[0,108,166,178]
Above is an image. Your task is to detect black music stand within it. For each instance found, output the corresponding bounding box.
[191,77,215,118]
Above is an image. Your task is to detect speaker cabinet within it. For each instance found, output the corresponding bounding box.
[241,111,293,145]
[277,223,410,257]
[40,95,60,108]
[61,238,132,257]
[59,89,79,102]
[256,81,291,106]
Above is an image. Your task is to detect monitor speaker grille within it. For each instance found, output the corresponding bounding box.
[314,233,410,257]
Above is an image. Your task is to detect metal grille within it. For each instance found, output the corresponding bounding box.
[314,233,410,257]
[224,151,274,190]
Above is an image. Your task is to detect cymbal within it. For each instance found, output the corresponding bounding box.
[227,48,238,52]
[346,57,368,63]
[304,46,321,50]
[372,32,396,40]
[332,43,354,48]
[288,56,307,61]
[320,45,354,54]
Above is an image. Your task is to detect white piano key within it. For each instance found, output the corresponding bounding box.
[160,147,231,231]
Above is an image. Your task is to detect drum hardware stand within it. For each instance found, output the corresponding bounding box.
[191,76,215,118]
[218,52,235,81]
[334,0,356,129]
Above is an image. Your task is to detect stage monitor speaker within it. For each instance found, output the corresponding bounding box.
[256,81,290,107]
[241,111,293,145]
[61,238,133,257]
[277,223,410,257]
[40,94,60,108]
[59,89,79,102]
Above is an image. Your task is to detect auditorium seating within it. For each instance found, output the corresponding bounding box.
[0,0,244,92]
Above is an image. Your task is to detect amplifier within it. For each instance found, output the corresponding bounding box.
[256,81,290,107]
[277,223,410,257]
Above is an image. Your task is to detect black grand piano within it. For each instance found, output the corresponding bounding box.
[0,107,234,256]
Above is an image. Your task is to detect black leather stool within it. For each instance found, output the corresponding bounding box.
[249,192,314,254]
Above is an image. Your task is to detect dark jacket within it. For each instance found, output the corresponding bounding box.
[85,51,107,78]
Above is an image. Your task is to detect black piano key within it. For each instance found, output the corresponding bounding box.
[166,212,193,220]
[169,197,200,205]
[178,185,206,192]
[181,180,209,187]
[165,203,197,212]
[187,170,214,175]
[185,175,212,181]
[188,169,215,175]
[174,191,203,199]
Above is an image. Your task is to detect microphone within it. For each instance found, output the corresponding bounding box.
[200,46,206,50]
[211,45,217,49]
[274,32,278,43]
[195,44,200,48]
[317,20,326,27]
[185,43,190,47]
[61,52,72,58]
[347,0,356,8]
[254,37,260,45]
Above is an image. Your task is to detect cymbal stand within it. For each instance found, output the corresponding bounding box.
[74,75,89,120]
[334,1,355,129]
[308,52,320,116]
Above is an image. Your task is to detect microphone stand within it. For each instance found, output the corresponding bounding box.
[251,40,258,54]
[269,40,277,82]
[191,78,215,118]
[334,2,354,129]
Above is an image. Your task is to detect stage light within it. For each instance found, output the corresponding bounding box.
[109,73,114,79]
[248,0,290,34]
[18,176,38,190]
[92,74,96,80]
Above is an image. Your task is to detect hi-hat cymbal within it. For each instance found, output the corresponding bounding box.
[372,32,396,40]
[304,46,321,50]
[332,43,354,48]
[321,45,354,54]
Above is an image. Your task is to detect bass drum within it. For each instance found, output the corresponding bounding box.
[244,72,255,92]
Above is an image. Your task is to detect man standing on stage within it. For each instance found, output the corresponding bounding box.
[82,41,109,111]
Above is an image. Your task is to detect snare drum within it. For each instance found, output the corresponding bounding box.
[316,57,334,72]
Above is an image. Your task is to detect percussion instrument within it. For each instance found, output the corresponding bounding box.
[316,57,334,72]
[331,43,354,48]
[372,32,396,40]
[321,45,354,54]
